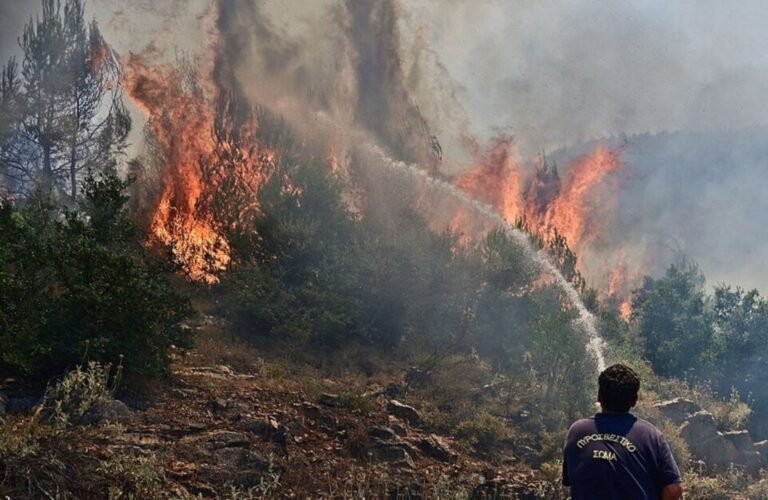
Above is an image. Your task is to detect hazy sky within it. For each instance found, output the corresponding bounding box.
[408,0,768,153]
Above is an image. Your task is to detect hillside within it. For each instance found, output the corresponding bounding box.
[1,315,561,499]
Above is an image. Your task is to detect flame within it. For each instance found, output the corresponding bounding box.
[453,140,623,252]
[538,146,623,252]
[123,52,274,284]
[452,138,627,303]
[606,251,634,320]
[454,135,524,222]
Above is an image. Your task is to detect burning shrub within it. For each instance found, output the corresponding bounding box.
[0,174,192,380]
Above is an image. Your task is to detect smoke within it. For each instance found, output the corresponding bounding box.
[406,0,768,156]
[4,0,768,295]
[576,128,768,294]
[0,2,38,63]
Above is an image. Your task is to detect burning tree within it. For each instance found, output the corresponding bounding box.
[0,0,130,201]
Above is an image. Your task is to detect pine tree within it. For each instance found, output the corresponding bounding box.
[0,0,130,200]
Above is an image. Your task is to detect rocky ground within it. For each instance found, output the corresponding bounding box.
[0,320,557,499]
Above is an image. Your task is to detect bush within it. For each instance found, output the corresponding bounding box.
[97,452,164,499]
[456,412,510,455]
[44,361,120,427]
[0,174,192,379]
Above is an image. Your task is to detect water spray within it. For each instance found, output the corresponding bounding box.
[365,145,607,372]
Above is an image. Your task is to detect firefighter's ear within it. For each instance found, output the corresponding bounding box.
[630,393,638,408]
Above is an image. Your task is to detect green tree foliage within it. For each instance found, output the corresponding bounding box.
[0,174,192,379]
[632,259,768,437]
[710,285,768,436]
[0,0,130,200]
[221,138,364,346]
[632,259,714,378]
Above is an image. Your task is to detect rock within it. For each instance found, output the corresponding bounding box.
[680,411,738,472]
[754,440,768,465]
[384,383,406,398]
[724,430,755,453]
[680,411,718,443]
[159,423,207,437]
[301,402,322,418]
[653,398,702,424]
[387,416,408,436]
[370,444,415,468]
[723,431,762,475]
[386,400,422,425]
[212,447,281,488]
[405,367,431,388]
[215,365,235,376]
[319,393,342,407]
[211,399,232,412]
[419,434,456,462]
[206,431,250,449]
[247,417,288,446]
[368,425,400,442]
[81,400,133,425]
[213,447,270,468]
[740,451,764,476]
[247,416,282,437]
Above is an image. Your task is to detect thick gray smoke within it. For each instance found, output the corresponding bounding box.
[406,0,768,157]
[3,0,768,293]
[213,0,435,170]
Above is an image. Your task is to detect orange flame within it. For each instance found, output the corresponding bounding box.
[454,135,524,222]
[538,146,623,252]
[606,251,634,320]
[454,140,623,252]
[123,53,274,283]
[452,138,627,303]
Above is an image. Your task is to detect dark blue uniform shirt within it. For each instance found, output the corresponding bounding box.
[563,412,681,500]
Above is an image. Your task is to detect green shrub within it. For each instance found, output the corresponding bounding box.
[0,174,192,379]
[44,361,119,427]
[98,453,164,499]
[456,412,510,455]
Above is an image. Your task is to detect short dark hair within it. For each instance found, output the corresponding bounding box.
[598,364,640,412]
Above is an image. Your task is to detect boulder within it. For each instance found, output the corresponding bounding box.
[247,416,281,436]
[319,393,342,407]
[211,448,280,488]
[723,431,763,475]
[368,425,400,443]
[739,451,764,476]
[370,444,415,468]
[206,431,251,450]
[211,399,232,412]
[81,399,133,425]
[419,435,457,463]
[387,416,408,437]
[680,411,738,472]
[384,382,406,398]
[301,402,322,418]
[724,430,755,453]
[653,398,702,424]
[754,440,768,465]
[386,400,422,425]
[405,367,431,388]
